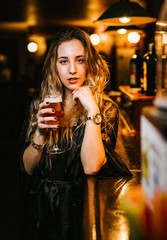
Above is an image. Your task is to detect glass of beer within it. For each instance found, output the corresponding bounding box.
[44,94,65,154]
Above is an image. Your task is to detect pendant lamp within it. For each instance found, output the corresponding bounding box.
[105,25,141,32]
[105,25,143,35]
[94,0,156,26]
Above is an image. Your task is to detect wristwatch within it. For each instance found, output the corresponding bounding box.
[87,113,103,125]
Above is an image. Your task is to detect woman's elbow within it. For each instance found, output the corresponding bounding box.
[84,167,98,175]
[83,157,107,175]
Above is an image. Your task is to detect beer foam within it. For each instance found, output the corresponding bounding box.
[44,95,62,103]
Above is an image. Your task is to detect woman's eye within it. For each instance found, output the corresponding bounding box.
[77,58,84,63]
[59,60,68,64]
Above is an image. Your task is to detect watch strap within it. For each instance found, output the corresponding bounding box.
[87,116,94,120]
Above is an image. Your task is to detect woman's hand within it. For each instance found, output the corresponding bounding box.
[72,86,99,115]
[72,86,106,175]
[36,101,59,135]
[24,100,59,175]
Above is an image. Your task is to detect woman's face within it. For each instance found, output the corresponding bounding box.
[56,39,86,93]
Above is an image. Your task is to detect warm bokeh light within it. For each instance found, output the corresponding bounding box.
[162,34,167,44]
[0,54,6,62]
[156,21,167,27]
[128,32,141,43]
[117,28,127,34]
[90,33,100,45]
[27,42,38,53]
[119,17,131,24]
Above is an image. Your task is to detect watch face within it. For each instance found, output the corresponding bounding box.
[94,114,102,124]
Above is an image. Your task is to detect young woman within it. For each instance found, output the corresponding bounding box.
[19,26,131,240]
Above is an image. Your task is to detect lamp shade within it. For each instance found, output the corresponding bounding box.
[94,0,156,26]
[105,25,143,35]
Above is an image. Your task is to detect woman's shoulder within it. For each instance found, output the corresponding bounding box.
[102,94,119,113]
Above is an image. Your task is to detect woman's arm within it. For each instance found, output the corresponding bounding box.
[23,101,59,175]
[81,114,106,175]
[72,87,106,175]
[23,130,46,175]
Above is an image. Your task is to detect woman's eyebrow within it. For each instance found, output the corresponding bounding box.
[58,56,68,59]
[58,55,84,59]
[76,55,84,58]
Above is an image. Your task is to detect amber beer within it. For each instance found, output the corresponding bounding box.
[44,95,64,125]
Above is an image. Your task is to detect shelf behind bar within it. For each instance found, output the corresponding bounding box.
[119,85,155,102]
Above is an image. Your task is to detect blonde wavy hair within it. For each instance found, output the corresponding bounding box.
[26,26,111,145]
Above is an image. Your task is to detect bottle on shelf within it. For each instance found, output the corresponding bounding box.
[142,43,157,96]
[141,1,167,239]
[161,45,167,89]
[129,49,142,88]
[155,33,167,109]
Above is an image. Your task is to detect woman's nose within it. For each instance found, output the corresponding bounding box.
[69,62,77,74]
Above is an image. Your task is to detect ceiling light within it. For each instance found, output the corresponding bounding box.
[162,34,167,44]
[105,25,142,35]
[94,0,156,26]
[27,42,38,53]
[156,21,167,34]
[119,17,131,24]
[117,28,127,34]
[90,34,100,45]
[128,32,141,43]
[156,22,167,27]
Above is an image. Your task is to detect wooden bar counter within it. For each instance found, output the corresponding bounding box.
[118,85,155,132]
[82,112,142,240]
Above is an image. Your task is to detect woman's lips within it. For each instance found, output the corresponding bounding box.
[68,78,78,84]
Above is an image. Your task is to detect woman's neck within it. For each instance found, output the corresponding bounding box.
[64,89,73,110]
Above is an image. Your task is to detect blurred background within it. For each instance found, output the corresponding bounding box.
[0,0,163,142]
[0,0,166,239]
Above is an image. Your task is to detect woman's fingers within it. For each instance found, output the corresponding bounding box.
[39,101,50,110]
[38,107,55,117]
[72,86,97,113]
[37,101,59,130]
[38,101,55,117]
[38,116,57,123]
[38,123,59,129]
[38,115,59,127]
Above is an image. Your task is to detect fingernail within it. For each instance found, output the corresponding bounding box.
[54,117,58,120]
[52,109,55,112]
[46,102,50,104]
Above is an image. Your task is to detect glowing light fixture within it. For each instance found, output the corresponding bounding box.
[128,32,141,43]
[94,0,156,26]
[118,28,127,34]
[162,34,167,44]
[90,34,100,45]
[27,42,38,53]
[105,25,142,35]
[156,22,167,27]
[119,17,131,24]
[156,21,167,34]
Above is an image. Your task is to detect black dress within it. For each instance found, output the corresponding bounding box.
[18,99,132,240]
